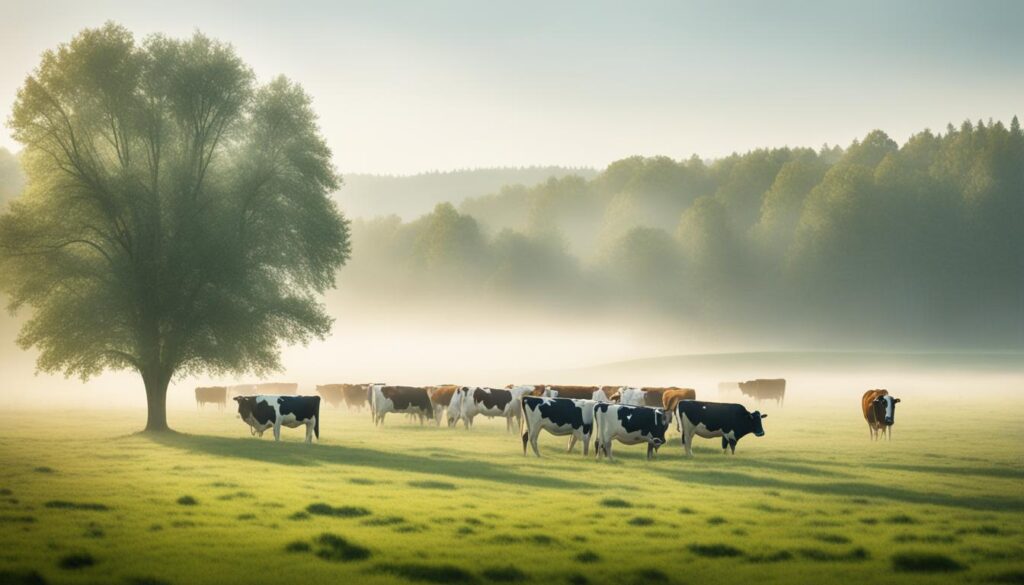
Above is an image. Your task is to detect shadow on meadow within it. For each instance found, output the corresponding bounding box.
[650,465,1024,512]
[147,432,592,490]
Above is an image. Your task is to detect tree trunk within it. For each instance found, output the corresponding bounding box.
[143,369,171,433]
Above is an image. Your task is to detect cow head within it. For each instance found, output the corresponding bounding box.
[233,396,255,420]
[649,408,670,446]
[872,395,899,426]
[749,411,767,436]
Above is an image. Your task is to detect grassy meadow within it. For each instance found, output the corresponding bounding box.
[1,376,1022,585]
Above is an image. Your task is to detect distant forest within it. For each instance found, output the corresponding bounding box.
[338,166,598,219]
[342,120,1023,349]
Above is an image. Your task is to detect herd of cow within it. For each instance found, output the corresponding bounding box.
[195,378,900,455]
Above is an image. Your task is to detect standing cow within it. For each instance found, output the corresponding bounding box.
[739,379,785,406]
[862,389,900,440]
[233,395,321,443]
[315,384,346,408]
[544,385,612,402]
[448,387,523,430]
[521,396,597,457]
[370,385,434,425]
[593,403,669,461]
[676,400,766,456]
[195,386,228,410]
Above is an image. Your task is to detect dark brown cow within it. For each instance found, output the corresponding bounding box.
[370,385,433,425]
[195,386,227,410]
[257,382,299,395]
[342,384,371,411]
[739,379,786,406]
[315,384,346,408]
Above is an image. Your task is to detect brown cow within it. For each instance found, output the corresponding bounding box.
[428,385,459,425]
[544,385,610,401]
[862,389,900,441]
[342,384,371,411]
[739,379,786,406]
[661,388,697,429]
[315,384,346,408]
[195,386,228,410]
[640,387,674,408]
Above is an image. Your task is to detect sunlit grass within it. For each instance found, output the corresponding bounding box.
[0,392,1021,585]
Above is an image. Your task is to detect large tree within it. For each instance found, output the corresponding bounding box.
[0,24,350,432]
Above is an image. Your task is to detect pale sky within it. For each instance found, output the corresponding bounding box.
[1,0,1021,175]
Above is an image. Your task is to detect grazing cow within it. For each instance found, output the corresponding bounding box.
[544,385,611,402]
[609,387,645,405]
[233,395,321,443]
[593,403,669,461]
[315,384,346,408]
[257,382,299,395]
[195,386,228,410]
[862,389,900,441]
[370,385,433,425]
[521,396,596,457]
[739,379,786,406]
[677,400,766,456]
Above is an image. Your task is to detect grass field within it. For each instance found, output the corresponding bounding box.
[1,377,1022,585]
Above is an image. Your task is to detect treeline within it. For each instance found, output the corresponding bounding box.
[341,120,1024,348]
[337,166,598,219]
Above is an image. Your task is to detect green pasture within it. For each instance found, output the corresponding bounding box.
[0,392,1022,585]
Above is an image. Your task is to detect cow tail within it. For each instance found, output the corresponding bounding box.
[314,396,321,440]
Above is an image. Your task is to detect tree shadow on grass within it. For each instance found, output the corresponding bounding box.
[148,433,592,490]
[649,466,1024,512]
[864,463,1024,481]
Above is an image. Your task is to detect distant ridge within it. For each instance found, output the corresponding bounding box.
[336,166,598,219]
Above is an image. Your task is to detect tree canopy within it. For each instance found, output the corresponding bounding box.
[0,23,350,431]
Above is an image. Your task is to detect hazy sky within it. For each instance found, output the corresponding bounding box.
[1,0,1022,174]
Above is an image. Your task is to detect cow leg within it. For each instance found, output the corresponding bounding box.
[566,435,577,453]
[728,439,737,454]
[305,421,314,444]
[273,422,281,442]
[594,437,601,460]
[605,440,614,461]
[647,443,654,460]
[722,437,729,453]
[522,431,530,455]
[529,429,541,457]
[582,433,590,457]
[683,430,694,456]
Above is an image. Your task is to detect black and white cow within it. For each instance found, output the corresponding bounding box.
[233,395,321,443]
[370,385,434,425]
[593,403,669,461]
[676,400,766,456]
[521,396,596,457]
[449,386,536,431]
